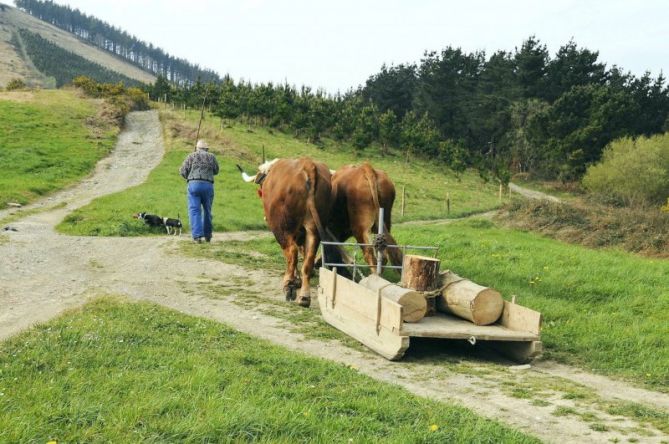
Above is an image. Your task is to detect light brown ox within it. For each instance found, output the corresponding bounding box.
[241,157,341,307]
[328,163,403,271]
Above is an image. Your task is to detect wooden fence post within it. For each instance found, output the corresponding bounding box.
[401,185,406,217]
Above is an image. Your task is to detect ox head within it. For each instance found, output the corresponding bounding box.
[237,158,280,185]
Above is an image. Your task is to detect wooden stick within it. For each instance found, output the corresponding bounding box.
[401,185,406,217]
[194,85,211,151]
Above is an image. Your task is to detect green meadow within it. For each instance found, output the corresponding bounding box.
[393,219,669,392]
[0,90,118,207]
[178,217,669,392]
[57,108,504,236]
[0,298,538,443]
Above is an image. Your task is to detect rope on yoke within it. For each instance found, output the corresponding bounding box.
[373,232,388,254]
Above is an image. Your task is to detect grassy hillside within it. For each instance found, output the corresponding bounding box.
[0,297,538,443]
[394,219,669,392]
[0,89,118,207]
[0,5,155,88]
[57,109,505,236]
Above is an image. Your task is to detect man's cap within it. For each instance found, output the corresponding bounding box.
[196,139,209,150]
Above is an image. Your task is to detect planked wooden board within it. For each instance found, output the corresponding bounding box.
[401,312,540,341]
[499,300,542,335]
[318,268,409,360]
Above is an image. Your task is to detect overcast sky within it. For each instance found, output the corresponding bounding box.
[48,0,669,93]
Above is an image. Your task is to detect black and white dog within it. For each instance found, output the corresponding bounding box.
[163,215,183,236]
[134,212,182,235]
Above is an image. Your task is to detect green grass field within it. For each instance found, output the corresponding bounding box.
[0,298,538,443]
[57,108,504,236]
[0,90,118,207]
[179,218,669,392]
[393,219,669,392]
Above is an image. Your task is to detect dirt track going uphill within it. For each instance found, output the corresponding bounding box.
[1,111,667,443]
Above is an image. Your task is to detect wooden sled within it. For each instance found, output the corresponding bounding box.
[318,267,542,362]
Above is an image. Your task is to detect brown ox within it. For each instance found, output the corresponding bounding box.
[241,157,341,307]
[329,163,402,271]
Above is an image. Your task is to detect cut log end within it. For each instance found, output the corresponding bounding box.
[437,271,504,326]
[470,289,505,325]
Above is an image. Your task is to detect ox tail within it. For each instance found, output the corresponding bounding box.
[362,163,403,267]
[362,162,381,220]
[304,164,352,279]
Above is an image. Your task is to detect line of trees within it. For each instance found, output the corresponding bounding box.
[152,37,669,181]
[14,29,141,87]
[17,0,668,181]
[362,38,669,180]
[14,0,220,85]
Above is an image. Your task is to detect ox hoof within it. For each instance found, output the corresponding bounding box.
[296,296,311,308]
[284,285,297,302]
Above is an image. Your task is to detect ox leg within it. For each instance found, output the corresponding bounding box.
[296,228,318,307]
[281,241,299,301]
[354,229,377,272]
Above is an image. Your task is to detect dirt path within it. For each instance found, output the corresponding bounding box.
[1,112,667,443]
[509,182,561,203]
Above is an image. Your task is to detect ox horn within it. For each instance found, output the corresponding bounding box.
[236,164,258,183]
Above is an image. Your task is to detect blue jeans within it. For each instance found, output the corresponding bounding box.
[187,180,214,239]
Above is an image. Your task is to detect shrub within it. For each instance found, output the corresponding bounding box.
[73,76,149,113]
[582,134,669,206]
[499,198,669,256]
[5,78,26,90]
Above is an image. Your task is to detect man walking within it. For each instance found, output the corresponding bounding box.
[179,139,219,242]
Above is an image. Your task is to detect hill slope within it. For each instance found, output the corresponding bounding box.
[0,4,155,87]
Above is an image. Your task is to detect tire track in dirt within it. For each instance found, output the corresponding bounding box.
[1,111,667,443]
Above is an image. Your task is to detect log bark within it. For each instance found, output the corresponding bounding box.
[400,254,440,291]
[359,274,427,323]
[436,271,504,325]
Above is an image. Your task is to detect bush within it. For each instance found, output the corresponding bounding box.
[5,78,26,91]
[73,76,149,113]
[582,134,669,206]
[498,198,669,256]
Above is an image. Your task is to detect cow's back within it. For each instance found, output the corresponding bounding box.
[331,164,396,238]
[262,158,332,246]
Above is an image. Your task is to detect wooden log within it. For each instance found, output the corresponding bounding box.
[424,293,437,316]
[400,254,440,291]
[436,271,504,325]
[359,274,427,323]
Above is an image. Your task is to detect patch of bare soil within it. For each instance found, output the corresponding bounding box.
[1,111,667,443]
[0,90,34,102]
[509,182,562,203]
